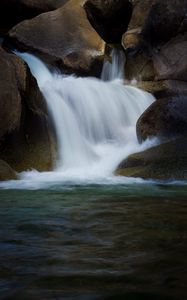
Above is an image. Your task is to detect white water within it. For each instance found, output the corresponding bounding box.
[1,50,156,189]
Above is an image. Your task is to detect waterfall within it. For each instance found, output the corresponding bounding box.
[14,50,155,185]
[101,48,125,81]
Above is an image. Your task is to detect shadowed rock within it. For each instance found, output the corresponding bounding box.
[136,95,187,142]
[5,0,105,76]
[84,0,132,43]
[0,159,17,181]
[0,0,69,35]
[123,0,187,98]
[0,47,56,173]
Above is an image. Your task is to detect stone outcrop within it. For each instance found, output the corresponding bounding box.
[123,0,187,97]
[84,0,132,43]
[116,136,187,180]
[0,0,68,35]
[0,47,56,173]
[5,0,105,76]
[136,95,187,142]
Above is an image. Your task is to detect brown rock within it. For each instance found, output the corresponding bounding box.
[0,0,68,35]
[143,0,187,46]
[136,95,187,142]
[153,33,187,82]
[122,1,187,97]
[84,0,132,43]
[0,159,17,181]
[0,47,56,172]
[116,136,187,180]
[122,0,154,52]
[0,47,22,139]
[6,0,105,76]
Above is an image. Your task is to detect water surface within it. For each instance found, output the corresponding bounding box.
[0,184,187,300]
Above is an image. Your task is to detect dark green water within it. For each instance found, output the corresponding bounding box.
[0,184,187,300]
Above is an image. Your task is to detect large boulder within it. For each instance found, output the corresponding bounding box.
[123,0,187,98]
[0,47,56,172]
[122,0,153,52]
[84,0,132,43]
[116,136,187,180]
[122,0,187,52]
[153,33,187,82]
[0,0,68,35]
[5,0,105,76]
[136,95,187,142]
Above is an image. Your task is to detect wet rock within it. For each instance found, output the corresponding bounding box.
[84,0,132,43]
[5,0,105,76]
[116,136,187,180]
[136,95,187,142]
[0,159,17,181]
[0,47,56,172]
[0,0,68,35]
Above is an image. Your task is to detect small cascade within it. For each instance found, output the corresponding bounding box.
[101,48,125,81]
[15,49,154,182]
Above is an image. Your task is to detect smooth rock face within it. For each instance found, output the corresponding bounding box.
[153,33,187,82]
[0,48,22,139]
[143,0,187,46]
[123,0,187,97]
[0,0,68,35]
[6,0,105,76]
[116,136,187,180]
[0,160,17,181]
[84,0,132,43]
[0,47,56,172]
[136,95,187,142]
[122,0,153,52]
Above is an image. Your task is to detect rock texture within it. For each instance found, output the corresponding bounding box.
[0,47,56,173]
[136,95,187,142]
[0,160,17,181]
[84,0,132,43]
[123,0,187,97]
[5,0,105,76]
[116,136,187,180]
[0,0,68,35]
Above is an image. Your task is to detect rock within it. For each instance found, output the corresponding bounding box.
[0,159,17,181]
[5,0,105,76]
[0,48,22,139]
[84,0,132,43]
[122,0,153,52]
[153,33,187,82]
[0,0,68,35]
[122,0,187,97]
[116,136,187,180]
[122,0,187,51]
[136,95,187,142]
[143,0,187,46]
[0,47,56,172]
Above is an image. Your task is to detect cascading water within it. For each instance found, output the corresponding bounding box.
[6,50,155,188]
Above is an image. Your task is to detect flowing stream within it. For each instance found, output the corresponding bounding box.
[2,49,155,188]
